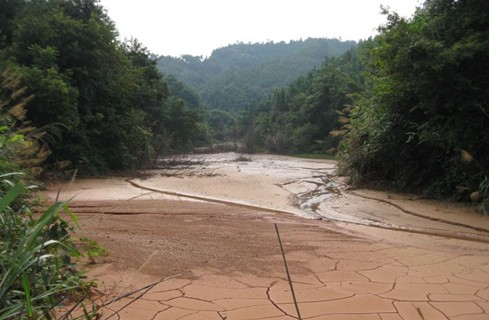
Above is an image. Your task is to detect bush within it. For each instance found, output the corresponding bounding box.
[338,1,489,202]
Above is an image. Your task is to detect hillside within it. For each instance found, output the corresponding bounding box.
[157,38,356,111]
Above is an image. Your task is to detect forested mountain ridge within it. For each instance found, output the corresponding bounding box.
[157,38,356,111]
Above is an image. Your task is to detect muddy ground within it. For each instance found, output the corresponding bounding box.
[48,153,489,320]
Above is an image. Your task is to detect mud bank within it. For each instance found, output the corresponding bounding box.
[48,153,489,319]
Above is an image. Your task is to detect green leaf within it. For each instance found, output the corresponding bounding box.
[22,273,33,317]
[0,183,24,211]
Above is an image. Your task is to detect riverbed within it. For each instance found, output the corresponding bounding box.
[49,153,489,319]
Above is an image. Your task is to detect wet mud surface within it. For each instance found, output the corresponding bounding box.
[49,153,489,319]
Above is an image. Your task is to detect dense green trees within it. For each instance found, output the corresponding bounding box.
[238,46,364,154]
[338,0,489,207]
[0,0,205,172]
[158,38,356,112]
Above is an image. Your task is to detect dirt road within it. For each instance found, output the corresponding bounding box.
[49,153,489,319]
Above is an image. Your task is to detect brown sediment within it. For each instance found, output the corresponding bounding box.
[348,190,489,235]
[49,153,489,320]
[123,178,489,245]
[125,178,301,216]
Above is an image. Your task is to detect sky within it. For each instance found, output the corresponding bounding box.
[99,0,423,58]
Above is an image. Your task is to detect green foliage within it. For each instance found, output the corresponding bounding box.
[0,71,52,179]
[244,46,364,154]
[338,0,489,202]
[78,237,106,264]
[166,75,202,109]
[0,61,98,320]
[207,109,237,143]
[158,38,357,112]
[162,97,206,151]
[0,0,205,172]
[0,181,96,320]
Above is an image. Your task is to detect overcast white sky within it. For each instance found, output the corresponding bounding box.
[99,0,422,57]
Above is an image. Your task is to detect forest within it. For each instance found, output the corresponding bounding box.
[158,38,356,112]
[0,0,206,174]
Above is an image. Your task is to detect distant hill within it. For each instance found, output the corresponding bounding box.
[157,38,356,112]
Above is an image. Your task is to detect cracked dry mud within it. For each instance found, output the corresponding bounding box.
[49,153,489,320]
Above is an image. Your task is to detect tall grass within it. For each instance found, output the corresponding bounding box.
[0,180,95,319]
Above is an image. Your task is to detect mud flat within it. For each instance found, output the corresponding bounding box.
[48,153,489,320]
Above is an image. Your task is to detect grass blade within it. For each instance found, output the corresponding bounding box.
[0,183,24,211]
[21,273,32,317]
